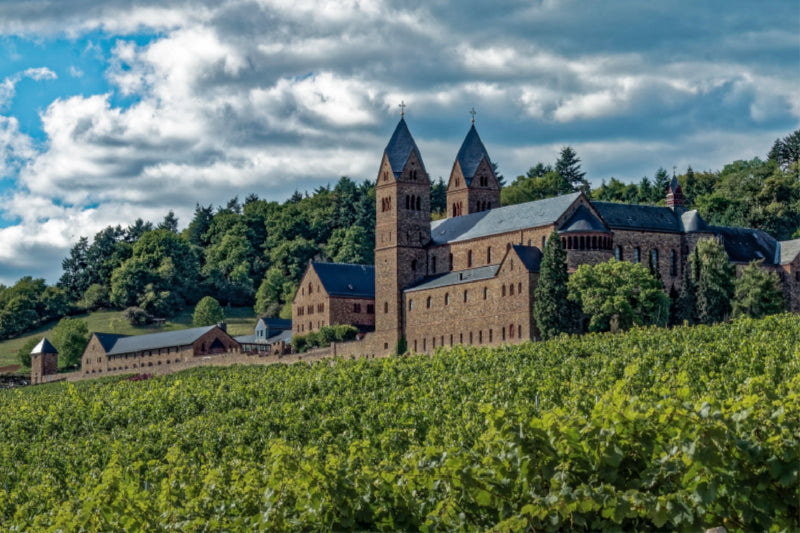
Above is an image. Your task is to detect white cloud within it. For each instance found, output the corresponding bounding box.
[0,66,57,108]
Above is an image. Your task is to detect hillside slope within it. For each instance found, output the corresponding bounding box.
[1,315,798,531]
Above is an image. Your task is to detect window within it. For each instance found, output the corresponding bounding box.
[670,250,677,276]
[416,196,421,210]
[518,325,522,338]
[469,331,473,344]
[509,323,515,338]
[518,282,522,294]
[318,303,324,313]
[615,246,623,261]
[409,299,414,311]
[450,334,453,345]
[502,285,506,297]
[445,293,450,305]
[489,329,493,342]
[431,256,437,273]
[487,247,492,263]
[467,250,473,267]
[464,290,469,302]
[633,247,640,263]
[542,236,546,249]
[367,304,374,314]
[384,302,388,313]
[649,249,659,273]
[354,303,362,313]
[308,282,313,294]
[426,296,432,309]
[411,259,417,271]
[449,254,453,270]
[483,287,488,300]
[510,284,515,296]
[479,330,483,343]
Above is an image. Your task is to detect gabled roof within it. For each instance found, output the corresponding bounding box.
[31,337,57,354]
[312,262,375,298]
[405,265,499,292]
[669,174,682,193]
[779,238,800,265]
[455,124,492,183]
[711,226,779,265]
[679,210,709,232]
[256,317,292,331]
[384,118,426,178]
[511,245,543,272]
[592,202,681,233]
[266,329,292,345]
[558,204,610,233]
[430,192,581,245]
[94,333,128,352]
[104,325,221,356]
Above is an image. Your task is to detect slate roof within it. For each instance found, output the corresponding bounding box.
[384,118,426,178]
[430,192,581,245]
[511,245,543,272]
[266,329,292,345]
[679,210,709,232]
[779,238,800,265]
[558,204,611,233]
[31,337,57,354]
[592,202,681,233]
[455,124,491,183]
[313,262,375,298]
[405,265,499,292]
[710,226,779,265]
[104,325,221,356]
[94,333,128,352]
[234,334,262,345]
[257,317,292,331]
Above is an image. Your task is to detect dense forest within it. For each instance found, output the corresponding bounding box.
[0,129,797,341]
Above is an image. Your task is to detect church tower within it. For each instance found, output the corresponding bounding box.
[666,171,686,214]
[446,118,500,217]
[30,337,58,385]
[374,115,431,352]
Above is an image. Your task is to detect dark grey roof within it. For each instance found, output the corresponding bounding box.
[511,245,543,272]
[313,262,375,298]
[234,334,263,345]
[780,238,800,265]
[430,192,581,245]
[669,174,682,193]
[257,317,292,330]
[456,124,491,183]
[405,265,499,292]
[384,118,426,178]
[94,333,128,352]
[592,202,681,233]
[679,210,709,232]
[105,326,220,356]
[711,226,779,264]
[31,337,57,354]
[558,204,610,233]
[266,329,292,344]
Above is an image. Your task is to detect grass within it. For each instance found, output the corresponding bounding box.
[0,306,258,369]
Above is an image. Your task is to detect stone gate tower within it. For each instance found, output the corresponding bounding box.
[30,337,58,385]
[374,117,431,352]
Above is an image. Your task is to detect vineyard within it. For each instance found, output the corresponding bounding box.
[1,315,798,531]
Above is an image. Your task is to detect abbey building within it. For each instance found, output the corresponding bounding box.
[293,117,800,355]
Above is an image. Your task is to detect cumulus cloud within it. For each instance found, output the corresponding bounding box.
[0,0,797,284]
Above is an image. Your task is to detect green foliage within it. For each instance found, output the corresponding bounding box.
[79,283,109,311]
[534,231,575,339]
[202,223,255,306]
[692,238,735,325]
[122,307,151,326]
[394,335,407,355]
[325,226,372,264]
[732,261,785,319]
[555,145,589,193]
[51,317,89,368]
[1,315,799,531]
[568,259,670,332]
[193,296,225,327]
[16,337,39,368]
[292,324,358,352]
[672,259,697,326]
[769,128,800,171]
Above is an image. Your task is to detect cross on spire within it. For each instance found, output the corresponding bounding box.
[470,107,476,124]
[399,100,406,117]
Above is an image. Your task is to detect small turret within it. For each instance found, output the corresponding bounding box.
[446,113,500,217]
[30,337,58,385]
[666,171,686,213]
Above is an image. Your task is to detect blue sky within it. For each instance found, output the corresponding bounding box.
[0,0,798,285]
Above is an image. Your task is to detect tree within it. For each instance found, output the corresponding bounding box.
[184,204,214,248]
[692,238,735,325]
[254,267,290,317]
[193,296,225,327]
[651,167,670,203]
[671,257,697,326]
[430,177,447,216]
[732,261,785,319]
[567,259,670,333]
[79,283,109,311]
[59,236,90,301]
[534,232,575,339]
[325,226,372,264]
[555,146,588,193]
[768,129,800,171]
[17,337,40,368]
[51,317,89,369]
[202,223,255,306]
[158,211,179,233]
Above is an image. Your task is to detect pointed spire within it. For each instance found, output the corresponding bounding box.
[31,337,57,355]
[455,123,492,182]
[667,168,686,210]
[383,117,425,178]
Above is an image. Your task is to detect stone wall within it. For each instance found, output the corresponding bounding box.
[30,352,58,385]
[293,265,330,334]
[328,297,376,330]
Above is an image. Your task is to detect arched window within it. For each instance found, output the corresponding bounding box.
[615,246,622,261]
[411,259,417,271]
[633,247,641,263]
[650,249,659,273]
[510,284,515,296]
[449,253,453,270]
[445,293,450,305]
[518,282,522,294]
[405,195,410,209]
[502,285,506,297]
[384,302,388,313]
[409,299,414,311]
[487,246,492,263]
[464,290,469,302]
[592,236,597,249]
[483,287,488,299]
[426,296,432,309]
[308,282,313,294]
[416,196,421,210]
[431,256,437,273]
[542,236,546,249]
[670,250,677,276]
[509,323,515,338]
[452,203,458,217]
[467,250,473,267]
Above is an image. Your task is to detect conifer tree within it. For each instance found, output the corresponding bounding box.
[672,254,697,325]
[732,261,785,319]
[534,231,574,339]
[692,238,735,324]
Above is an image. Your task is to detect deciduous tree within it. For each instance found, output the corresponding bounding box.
[193,296,225,327]
[732,261,785,319]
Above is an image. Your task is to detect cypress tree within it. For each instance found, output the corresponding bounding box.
[693,238,735,325]
[672,255,697,326]
[534,231,575,339]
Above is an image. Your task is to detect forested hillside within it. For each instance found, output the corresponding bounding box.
[1,314,797,531]
[0,129,797,344]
